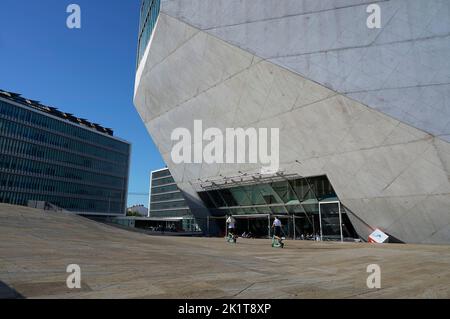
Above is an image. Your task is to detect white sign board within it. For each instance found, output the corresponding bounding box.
[368,229,389,243]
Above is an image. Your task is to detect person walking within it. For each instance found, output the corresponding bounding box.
[226,215,236,234]
[272,216,282,240]
[226,215,237,243]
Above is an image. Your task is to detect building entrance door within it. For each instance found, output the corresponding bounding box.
[319,201,343,242]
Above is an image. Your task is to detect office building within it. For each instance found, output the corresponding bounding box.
[0,89,130,215]
[150,168,200,232]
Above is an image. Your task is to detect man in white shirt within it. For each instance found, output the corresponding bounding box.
[226,215,236,237]
[272,216,282,239]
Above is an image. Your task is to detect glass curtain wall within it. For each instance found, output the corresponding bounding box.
[198,175,358,241]
[0,99,130,214]
[137,0,161,67]
[150,168,201,232]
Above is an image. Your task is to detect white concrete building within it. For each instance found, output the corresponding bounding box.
[134,0,450,243]
[127,205,149,217]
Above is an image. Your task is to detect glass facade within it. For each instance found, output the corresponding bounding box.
[149,168,200,231]
[137,0,161,68]
[198,175,358,240]
[199,176,335,210]
[150,168,190,218]
[0,95,130,215]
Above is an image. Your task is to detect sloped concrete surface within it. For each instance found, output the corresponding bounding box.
[1,204,450,299]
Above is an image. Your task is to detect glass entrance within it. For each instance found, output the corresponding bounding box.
[198,175,359,240]
[319,201,343,241]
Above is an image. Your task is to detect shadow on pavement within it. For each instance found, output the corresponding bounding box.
[0,281,24,299]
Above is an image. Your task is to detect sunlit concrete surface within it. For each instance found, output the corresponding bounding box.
[1,204,450,299]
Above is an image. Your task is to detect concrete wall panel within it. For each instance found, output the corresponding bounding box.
[161,0,450,142]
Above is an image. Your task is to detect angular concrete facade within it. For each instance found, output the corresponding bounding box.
[134,0,450,244]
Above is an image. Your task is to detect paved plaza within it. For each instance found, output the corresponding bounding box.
[1,204,449,299]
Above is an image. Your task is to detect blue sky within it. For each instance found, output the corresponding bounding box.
[0,0,165,207]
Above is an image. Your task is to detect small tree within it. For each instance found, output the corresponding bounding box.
[126,210,141,217]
